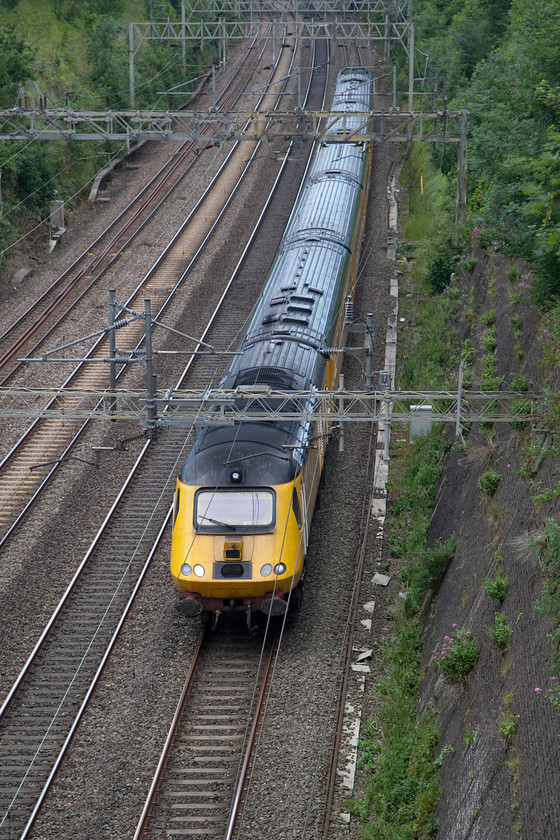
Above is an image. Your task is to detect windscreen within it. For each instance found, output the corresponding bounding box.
[195,489,275,531]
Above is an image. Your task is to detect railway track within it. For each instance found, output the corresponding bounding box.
[0,26,298,546]
[0,30,270,384]
[134,624,278,839]
[0,37,330,840]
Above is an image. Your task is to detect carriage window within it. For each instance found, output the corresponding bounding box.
[195,489,275,532]
[173,488,180,527]
[292,488,302,530]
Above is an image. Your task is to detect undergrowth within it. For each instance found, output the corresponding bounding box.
[356,143,461,839]
[355,623,440,840]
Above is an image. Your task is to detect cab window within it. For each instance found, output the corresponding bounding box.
[194,488,275,532]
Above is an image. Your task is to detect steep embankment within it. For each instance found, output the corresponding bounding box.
[419,251,560,838]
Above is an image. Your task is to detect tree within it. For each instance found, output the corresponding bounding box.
[0,24,35,107]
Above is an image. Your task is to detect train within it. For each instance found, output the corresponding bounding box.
[170,67,373,626]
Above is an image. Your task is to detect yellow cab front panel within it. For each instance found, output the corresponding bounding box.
[170,475,305,611]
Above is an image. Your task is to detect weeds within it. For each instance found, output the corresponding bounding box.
[483,570,509,602]
[491,613,513,650]
[499,711,519,743]
[435,628,479,682]
[479,470,501,496]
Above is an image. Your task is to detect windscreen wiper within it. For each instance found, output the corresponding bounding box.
[199,515,236,531]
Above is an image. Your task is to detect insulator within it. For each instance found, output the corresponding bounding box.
[344,295,353,322]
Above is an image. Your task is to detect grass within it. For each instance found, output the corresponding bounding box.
[356,143,464,839]
[355,619,441,840]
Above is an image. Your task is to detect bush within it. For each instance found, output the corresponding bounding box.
[479,470,501,496]
[506,265,522,283]
[483,571,509,602]
[481,308,496,325]
[499,711,518,743]
[491,612,513,650]
[481,328,497,352]
[510,373,528,392]
[461,255,477,272]
[426,237,460,293]
[510,398,532,430]
[435,628,479,682]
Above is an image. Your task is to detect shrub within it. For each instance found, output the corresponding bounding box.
[481,308,496,325]
[426,237,460,293]
[483,571,509,602]
[436,628,479,682]
[506,265,522,284]
[481,328,497,352]
[499,711,518,743]
[479,470,501,496]
[461,255,477,273]
[510,373,528,392]
[510,398,532,430]
[491,613,513,650]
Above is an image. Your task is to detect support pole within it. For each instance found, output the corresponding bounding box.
[455,110,468,224]
[384,13,390,62]
[144,299,158,438]
[129,23,136,109]
[108,290,117,417]
[365,313,374,391]
[338,374,345,453]
[456,360,464,440]
[384,379,391,461]
[408,22,414,113]
[181,0,186,74]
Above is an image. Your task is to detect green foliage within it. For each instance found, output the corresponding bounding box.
[499,711,518,743]
[541,302,560,365]
[483,570,509,602]
[481,327,497,352]
[434,744,454,770]
[413,0,560,300]
[491,612,513,650]
[414,0,511,90]
[481,308,495,325]
[356,617,441,840]
[460,255,477,273]
[400,537,457,618]
[463,724,474,748]
[435,628,479,682]
[533,519,560,670]
[478,470,501,496]
[510,372,528,391]
[506,265,522,284]
[54,0,125,18]
[426,236,460,293]
[85,17,130,107]
[509,398,532,430]
[0,23,35,107]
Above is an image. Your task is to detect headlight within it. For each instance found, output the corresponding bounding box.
[273,563,286,576]
[260,564,273,577]
[180,563,192,576]
[193,564,205,577]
